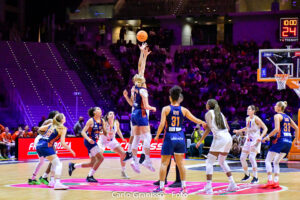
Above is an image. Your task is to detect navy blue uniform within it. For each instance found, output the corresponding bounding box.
[84,118,102,155]
[161,105,186,155]
[36,126,60,157]
[269,113,293,154]
[131,86,149,126]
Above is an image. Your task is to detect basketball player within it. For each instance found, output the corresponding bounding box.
[68,107,105,182]
[123,43,150,163]
[233,105,268,184]
[99,111,129,179]
[130,74,156,173]
[36,113,75,190]
[196,99,237,194]
[261,101,299,188]
[153,86,206,193]
[28,110,59,185]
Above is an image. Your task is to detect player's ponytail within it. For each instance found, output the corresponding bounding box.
[249,105,258,114]
[53,113,66,130]
[207,99,226,129]
[277,101,288,111]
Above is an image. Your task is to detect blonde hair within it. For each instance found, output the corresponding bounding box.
[53,113,66,130]
[277,101,288,111]
[133,74,146,87]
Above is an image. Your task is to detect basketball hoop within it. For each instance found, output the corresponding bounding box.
[275,74,289,90]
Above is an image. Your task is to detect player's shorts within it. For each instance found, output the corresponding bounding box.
[98,137,120,152]
[84,139,101,157]
[36,140,56,157]
[269,140,292,154]
[242,136,261,154]
[210,130,232,153]
[161,131,186,155]
[131,108,149,126]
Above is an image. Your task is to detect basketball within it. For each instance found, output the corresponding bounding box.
[136,30,148,42]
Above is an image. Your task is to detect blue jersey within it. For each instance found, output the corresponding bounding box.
[166,105,184,132]
[38,125,60,148]
[273,113,292,144]
[133,86,147,110]
[87,118,102,141]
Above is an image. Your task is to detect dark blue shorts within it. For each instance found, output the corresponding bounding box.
[161,131,186,155]
[84,139,98,154]
[36,146,56,157]
[269,140,292,154]
[131,109,149,126]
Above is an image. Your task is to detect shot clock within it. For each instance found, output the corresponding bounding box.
[280,17,298,42]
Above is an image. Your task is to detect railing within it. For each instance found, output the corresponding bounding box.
[54,92,75,128]
[9,89,33,127]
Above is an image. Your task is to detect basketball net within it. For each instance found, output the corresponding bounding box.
[275,74,289,90]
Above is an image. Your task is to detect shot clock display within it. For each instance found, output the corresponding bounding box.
[280,18,298,42]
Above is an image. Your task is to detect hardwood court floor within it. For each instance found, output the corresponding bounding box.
[0,158,300,200]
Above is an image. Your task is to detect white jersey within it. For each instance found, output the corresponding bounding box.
[101,121,118,141]
[246,116,260,139]
[208,110,232,153]
[209,110,228,135]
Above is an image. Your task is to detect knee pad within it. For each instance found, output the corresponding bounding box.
[132,135,142,150]
[39,156,45,165]
[142,133,152,149]
[273,153,285,174]
[240,152,248,168]
[249,152,257,169]
[206,154,217,175]
[52,157,62,176]
[265,152,276,173]
[218,155,231,173]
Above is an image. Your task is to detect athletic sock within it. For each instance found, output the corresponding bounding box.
[74,163,82,168]
[228,176,235,183]
[128,144,132,153]
[268,175,273,181]
[88,169,96,177]
[274,176,279,182]
[253,171,258,178]
[181,181,186,188]
[122,166,126,172]
[160,181,165,189]
[42,173,48,179]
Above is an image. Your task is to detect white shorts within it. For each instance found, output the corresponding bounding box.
[89,145,101,157]
[210,130,232,153]
[242,137,261,154]
[98,138,120,152]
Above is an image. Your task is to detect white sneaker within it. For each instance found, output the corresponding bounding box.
[204,183,213,194]
[130,161,141,173]
[143,160,155,172]
[227,182,238,192]
[121,171,129,179]
[54,182,68,190]
[48,180,55,188]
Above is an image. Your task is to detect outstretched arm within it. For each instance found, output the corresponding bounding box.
[183,107,206,127]
[154,107,167,141]
[138,43,151,77]
[141,89,156,112]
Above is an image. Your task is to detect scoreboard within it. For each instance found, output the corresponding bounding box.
[280,17,298,42]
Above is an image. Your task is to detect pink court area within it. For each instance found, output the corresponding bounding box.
[10,179,285,196]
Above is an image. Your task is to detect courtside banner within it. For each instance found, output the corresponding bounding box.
[18,137,88,160]
[102,138,163,158]
[18,138,163,160]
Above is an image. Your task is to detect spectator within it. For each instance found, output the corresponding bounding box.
[228,138,242,158]
[0,129,8,159]
[1,127,14,158]
[23,125,33,138]
[73,116,84,137]
[188,125,205,157]
[31,126,39,138]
